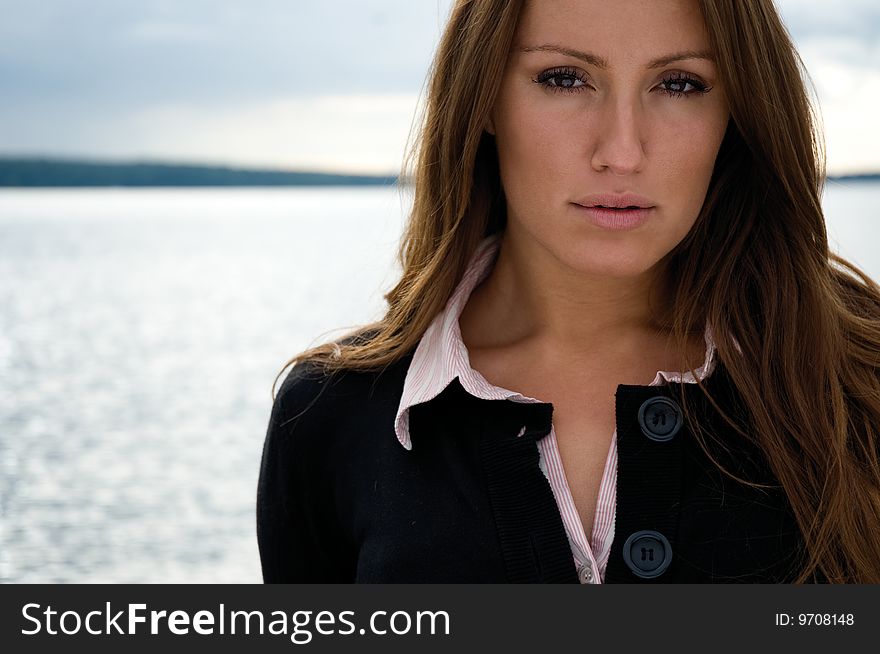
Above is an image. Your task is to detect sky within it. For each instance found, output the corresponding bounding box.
[0,0,878,176]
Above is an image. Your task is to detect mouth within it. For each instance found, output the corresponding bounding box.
[573,193,656,210]
[588,204,645,210]
[572,202,654,230]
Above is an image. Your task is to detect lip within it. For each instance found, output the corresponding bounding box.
[573,192,656,209]
[572,204,654,231]
[571,192,656,231]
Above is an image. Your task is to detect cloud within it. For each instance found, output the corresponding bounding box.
[0,0,876,174]
[0,0,450,102]
[124,21,215,44]
[808,63,880,174]
[773,1,880,173]
[124,93,426,174]
[777,0,880,43]
[0,92,426,175]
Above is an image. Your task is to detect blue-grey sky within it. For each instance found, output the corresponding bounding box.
[1,0,877,174]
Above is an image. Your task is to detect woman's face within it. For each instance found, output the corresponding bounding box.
[488,0,730,278]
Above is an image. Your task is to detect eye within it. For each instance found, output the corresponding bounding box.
[533,67,590,94]
[657,72,711,99]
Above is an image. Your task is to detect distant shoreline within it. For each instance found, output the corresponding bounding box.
[0,157,402,188]
[0,157,876,187]
[824,174,880,184]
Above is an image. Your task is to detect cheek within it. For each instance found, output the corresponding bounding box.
[654,113,727,215]
[493,96,579,218]
[496,102,570,179]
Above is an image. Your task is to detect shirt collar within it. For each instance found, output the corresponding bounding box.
[393,232,718,450]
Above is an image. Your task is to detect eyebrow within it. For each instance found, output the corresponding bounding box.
[517,44,715,69]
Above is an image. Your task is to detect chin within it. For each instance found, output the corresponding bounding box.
[557,244,659,279]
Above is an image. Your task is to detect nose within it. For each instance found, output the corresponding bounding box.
[590,93,646,175]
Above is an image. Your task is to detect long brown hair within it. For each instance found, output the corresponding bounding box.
[274,0,880,583]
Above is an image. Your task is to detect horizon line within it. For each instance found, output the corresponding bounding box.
[0,154,877,181]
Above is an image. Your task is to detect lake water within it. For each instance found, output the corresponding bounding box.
[1,181,878,583]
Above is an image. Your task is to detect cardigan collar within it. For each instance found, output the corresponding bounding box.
[394,231,718,451]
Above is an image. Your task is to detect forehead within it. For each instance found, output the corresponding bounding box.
[515,0,711,64]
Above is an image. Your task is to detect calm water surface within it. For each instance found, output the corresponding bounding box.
[0,181,877,582]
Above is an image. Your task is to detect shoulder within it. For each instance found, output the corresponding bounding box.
[270,331,414,444]
[271,328,383,419]
[261,345,413,505]
[271,359,333,433]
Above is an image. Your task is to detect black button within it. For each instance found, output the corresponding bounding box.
[637,396,683,441]
[622,530,673,578]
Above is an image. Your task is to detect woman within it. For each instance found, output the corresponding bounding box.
[257,0,880,583]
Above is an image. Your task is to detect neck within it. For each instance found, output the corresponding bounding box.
[463,228,674,357]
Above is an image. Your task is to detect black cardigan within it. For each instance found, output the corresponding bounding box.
[256,346,816,583]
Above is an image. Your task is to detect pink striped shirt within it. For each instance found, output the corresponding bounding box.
[394,232,718,584]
